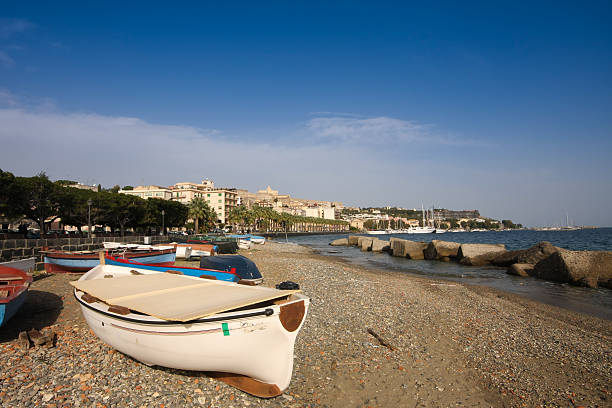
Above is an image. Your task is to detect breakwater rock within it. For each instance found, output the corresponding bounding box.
[331,235,612,289]
[423,240,461,261]
[492,241,559,267]
[533,249,612,289]
[390,238,427,259]
[458,243,507,266]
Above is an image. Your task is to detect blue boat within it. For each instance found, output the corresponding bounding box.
[0,265,33,327]
[105,255,242,282]
[43,248,177,273]
[199,255,263,284]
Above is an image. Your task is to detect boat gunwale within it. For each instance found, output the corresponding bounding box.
[74,288,276,325]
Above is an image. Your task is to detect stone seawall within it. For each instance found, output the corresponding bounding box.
[0,236,169,271]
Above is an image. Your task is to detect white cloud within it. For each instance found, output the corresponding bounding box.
[0,104,608,227]
[304,114,479,146]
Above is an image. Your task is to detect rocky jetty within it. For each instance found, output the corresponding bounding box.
[331,235,612,289]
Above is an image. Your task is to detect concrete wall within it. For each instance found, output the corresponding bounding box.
[0,235,169,271]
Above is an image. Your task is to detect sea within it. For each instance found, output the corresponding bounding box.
[284,228,612,320]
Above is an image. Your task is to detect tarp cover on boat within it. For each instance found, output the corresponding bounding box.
[70,273,298,321]
[199,255,262,280]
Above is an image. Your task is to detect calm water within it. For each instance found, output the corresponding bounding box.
[285,228,612,320]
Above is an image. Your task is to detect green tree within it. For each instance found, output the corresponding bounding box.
[13,172,62,234]
[99,192,145,236]
[57,186,97,233]
[189,198,217,233]
[143,198,189,233]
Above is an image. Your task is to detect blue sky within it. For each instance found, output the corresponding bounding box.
[1,1,611,226]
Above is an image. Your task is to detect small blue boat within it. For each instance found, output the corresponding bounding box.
[228,234,266,244]
[104,255,242,282]
[0,265,33,327]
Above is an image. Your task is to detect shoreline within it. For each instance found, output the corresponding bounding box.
[308,246,612,335]
[1,241,610,407]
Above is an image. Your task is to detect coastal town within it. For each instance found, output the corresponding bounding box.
[0,170,524,237]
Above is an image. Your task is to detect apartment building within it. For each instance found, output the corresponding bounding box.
[119,185,173,200]
[200,189,238,225]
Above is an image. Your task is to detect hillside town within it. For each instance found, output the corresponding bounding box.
[0,171,522,235]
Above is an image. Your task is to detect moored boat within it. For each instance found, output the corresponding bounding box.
[71,266,309,397]
[104,255,241,282]
[0,265,33,327]
[43,248,176,273]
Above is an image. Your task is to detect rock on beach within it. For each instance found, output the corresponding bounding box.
[329,238,348,246]
[492,241,559,267]
[533,249,612,288]
[389,238,427,259]
[423,240,461,261]
[458,243,507,266]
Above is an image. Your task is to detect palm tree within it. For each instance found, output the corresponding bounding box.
[188,197,210,234]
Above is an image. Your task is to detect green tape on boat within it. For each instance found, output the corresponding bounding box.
[222,322,230,336]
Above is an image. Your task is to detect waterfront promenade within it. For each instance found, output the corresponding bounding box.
[1,241,610,407]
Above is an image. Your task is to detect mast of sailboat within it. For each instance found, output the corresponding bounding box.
[421,203,425,227]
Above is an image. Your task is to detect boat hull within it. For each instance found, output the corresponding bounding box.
[74,284,309,394]
[104,256,240,282]
[0,288,28,327]
[44,250,176,273]
[0,257,36,273]
[0,266,32,327]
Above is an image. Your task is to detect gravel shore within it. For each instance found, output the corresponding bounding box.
[1,241,610,407]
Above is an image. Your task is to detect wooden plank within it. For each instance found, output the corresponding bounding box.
[71,273,299,321]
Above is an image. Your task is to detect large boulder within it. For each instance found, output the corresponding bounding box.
[358,237,374,252]
[371,239,390,253]
[423,240,461,261]
[507,263,534,277]
[389,238,426,259]
[492,241,559,267]
[458,243,507,266]
[532,249,612,288]
[330,238,349,246]
[348,235,360,246]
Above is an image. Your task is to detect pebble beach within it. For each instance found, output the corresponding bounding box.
[1,241,610,407]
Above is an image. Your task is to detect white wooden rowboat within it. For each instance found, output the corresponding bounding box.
[71,265,309,397]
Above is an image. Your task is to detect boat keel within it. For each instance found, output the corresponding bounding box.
[207,372,282,398]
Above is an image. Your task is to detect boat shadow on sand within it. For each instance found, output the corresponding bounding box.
[0,290,63,342]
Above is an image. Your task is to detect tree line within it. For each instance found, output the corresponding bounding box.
[0,170,188,235]
[0,170,350,235]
